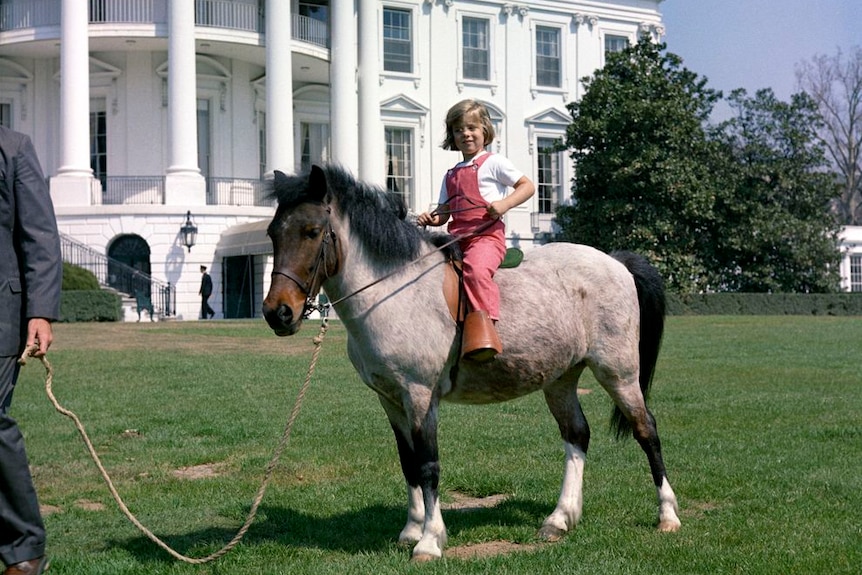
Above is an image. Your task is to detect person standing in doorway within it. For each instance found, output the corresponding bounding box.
[199,265,214,319]
[0,125,61,575]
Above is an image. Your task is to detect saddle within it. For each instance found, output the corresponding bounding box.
[442,247,523,323]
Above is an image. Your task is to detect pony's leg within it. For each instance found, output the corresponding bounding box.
[539,373,590,541]
[389,423,425,544]
[381,396,447,561]
[600,378,682,532]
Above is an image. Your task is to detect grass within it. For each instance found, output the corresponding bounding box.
[10,316,861,574]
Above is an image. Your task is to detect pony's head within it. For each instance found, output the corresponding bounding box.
[262,164,428,336]
[263,166,342,335]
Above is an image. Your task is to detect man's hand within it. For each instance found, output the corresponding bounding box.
[26,318,54,357]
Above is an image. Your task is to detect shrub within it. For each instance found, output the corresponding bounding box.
[59,291,122,322]
[667,293,862,316]
[62,262,100,291]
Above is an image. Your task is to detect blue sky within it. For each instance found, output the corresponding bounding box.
[660,0,861,105]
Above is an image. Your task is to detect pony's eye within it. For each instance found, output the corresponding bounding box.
[303,227,322,240]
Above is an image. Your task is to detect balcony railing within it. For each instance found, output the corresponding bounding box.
[206,177,271,207]
[101,176,165,205]
[88,175,270,207]
[1,0,331,47]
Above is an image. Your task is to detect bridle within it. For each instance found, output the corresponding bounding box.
[270,214,338,320]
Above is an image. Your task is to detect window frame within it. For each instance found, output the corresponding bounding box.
[382,5,414,75]
[534,23,563,89]
[536,136,564,215]
[457,12,496,90]
[850,254,862,292]
[384,125,415,209]
[601,31,632,65]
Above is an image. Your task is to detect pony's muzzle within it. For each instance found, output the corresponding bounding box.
[262,300,302,336]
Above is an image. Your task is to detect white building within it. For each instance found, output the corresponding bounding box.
[840,226,862,292]
[26,2,853,317]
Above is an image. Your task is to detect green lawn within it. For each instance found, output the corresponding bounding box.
[10,316,861,574]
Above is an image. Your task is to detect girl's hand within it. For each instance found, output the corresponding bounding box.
[487,201,506,219]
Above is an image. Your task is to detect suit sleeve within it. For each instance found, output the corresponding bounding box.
[15,134,62,321]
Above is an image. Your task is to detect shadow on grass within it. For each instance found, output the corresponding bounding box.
[113,498,551,565]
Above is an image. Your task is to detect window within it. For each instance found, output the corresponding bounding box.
[383,7,412,73]
[385,127,413,206]
[462,17,490,81]
[257,110,266,177]
[536,26,561,87]
[300,122,330,173]
[537,137,562,214]
[0,102,11,128]
[298,0,327,23]
[605,34,629,55]
[851,254,862,292]
[90,100,107,190]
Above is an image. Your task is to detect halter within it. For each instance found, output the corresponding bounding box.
[270,218,337,320]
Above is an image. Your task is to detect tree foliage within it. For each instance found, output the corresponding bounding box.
[710,89,841,292]
[557,38,842,293]
[796,46,862,225]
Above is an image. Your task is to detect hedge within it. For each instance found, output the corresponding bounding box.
[667,293,862,316]
[59,290,123,322]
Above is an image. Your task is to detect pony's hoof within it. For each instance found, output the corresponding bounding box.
[411,553,440,563]
[658,519,681,532]
[537,524,567,542]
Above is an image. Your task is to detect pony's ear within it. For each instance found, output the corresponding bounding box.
[273,170,289,189]
[308,164,329,203]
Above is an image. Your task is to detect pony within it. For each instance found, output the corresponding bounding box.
[262,165,681,561]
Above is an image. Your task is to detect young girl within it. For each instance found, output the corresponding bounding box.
[417,100,535,361]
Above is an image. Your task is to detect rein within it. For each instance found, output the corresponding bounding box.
[18,321,329,564]
[323,215,497,311]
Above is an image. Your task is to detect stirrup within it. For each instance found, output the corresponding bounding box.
[461,310,502,362]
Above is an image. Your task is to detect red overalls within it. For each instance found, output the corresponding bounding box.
[446,153,507,321]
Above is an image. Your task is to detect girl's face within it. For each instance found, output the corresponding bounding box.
[451,113,486,160]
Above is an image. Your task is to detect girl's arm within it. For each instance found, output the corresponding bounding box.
[488,176,535,219]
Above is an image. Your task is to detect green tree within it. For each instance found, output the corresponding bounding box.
[558,38,721,292]
[558,38,842,293]
[710,89,841,292]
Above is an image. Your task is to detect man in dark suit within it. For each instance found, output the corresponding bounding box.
[199,265,214,319]
[0,126,61,575]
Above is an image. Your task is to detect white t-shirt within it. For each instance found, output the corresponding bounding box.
[437,151,524,205]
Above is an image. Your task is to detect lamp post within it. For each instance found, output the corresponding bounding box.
[180,211,198,252]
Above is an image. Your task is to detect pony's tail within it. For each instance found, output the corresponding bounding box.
[609,251,666,440]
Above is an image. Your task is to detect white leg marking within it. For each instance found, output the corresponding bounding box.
[657,477,682,532]
[539,443,586,541]
[411,491,447,561]
[399,485,425,544]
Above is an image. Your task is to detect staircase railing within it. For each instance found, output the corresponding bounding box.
[60,233,176,317]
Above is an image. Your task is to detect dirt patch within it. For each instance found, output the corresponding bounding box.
[577,387,592,395]
[172,462,228,480]
[442,491,509,511]
[40,504,62,516]
[446,540,543,560]
[75,499,106,511]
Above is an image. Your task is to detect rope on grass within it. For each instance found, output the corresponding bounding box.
[17,320,329,565]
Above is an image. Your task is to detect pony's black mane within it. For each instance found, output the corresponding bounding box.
[270,164,455,267]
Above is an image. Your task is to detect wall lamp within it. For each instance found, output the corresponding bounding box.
[180,211,198,252]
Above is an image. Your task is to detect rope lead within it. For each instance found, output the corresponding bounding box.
[18,321,327,564]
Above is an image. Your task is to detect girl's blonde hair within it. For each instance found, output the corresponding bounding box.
[441,99,496,151]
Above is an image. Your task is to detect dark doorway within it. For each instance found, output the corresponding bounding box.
[223,255,255,318]
[107,234,151,296]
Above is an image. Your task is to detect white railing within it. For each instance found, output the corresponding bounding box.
[0,0,58,30]
[89,0,166,24]
[195,0,260,33]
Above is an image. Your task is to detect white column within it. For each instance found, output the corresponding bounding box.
[165,0,205,205]
[50,0,94,206]
[330,0,358,174]
[357,0,384,186]
[265,0,294,174]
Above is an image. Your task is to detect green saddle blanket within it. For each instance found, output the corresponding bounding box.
[500,247,523,269]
